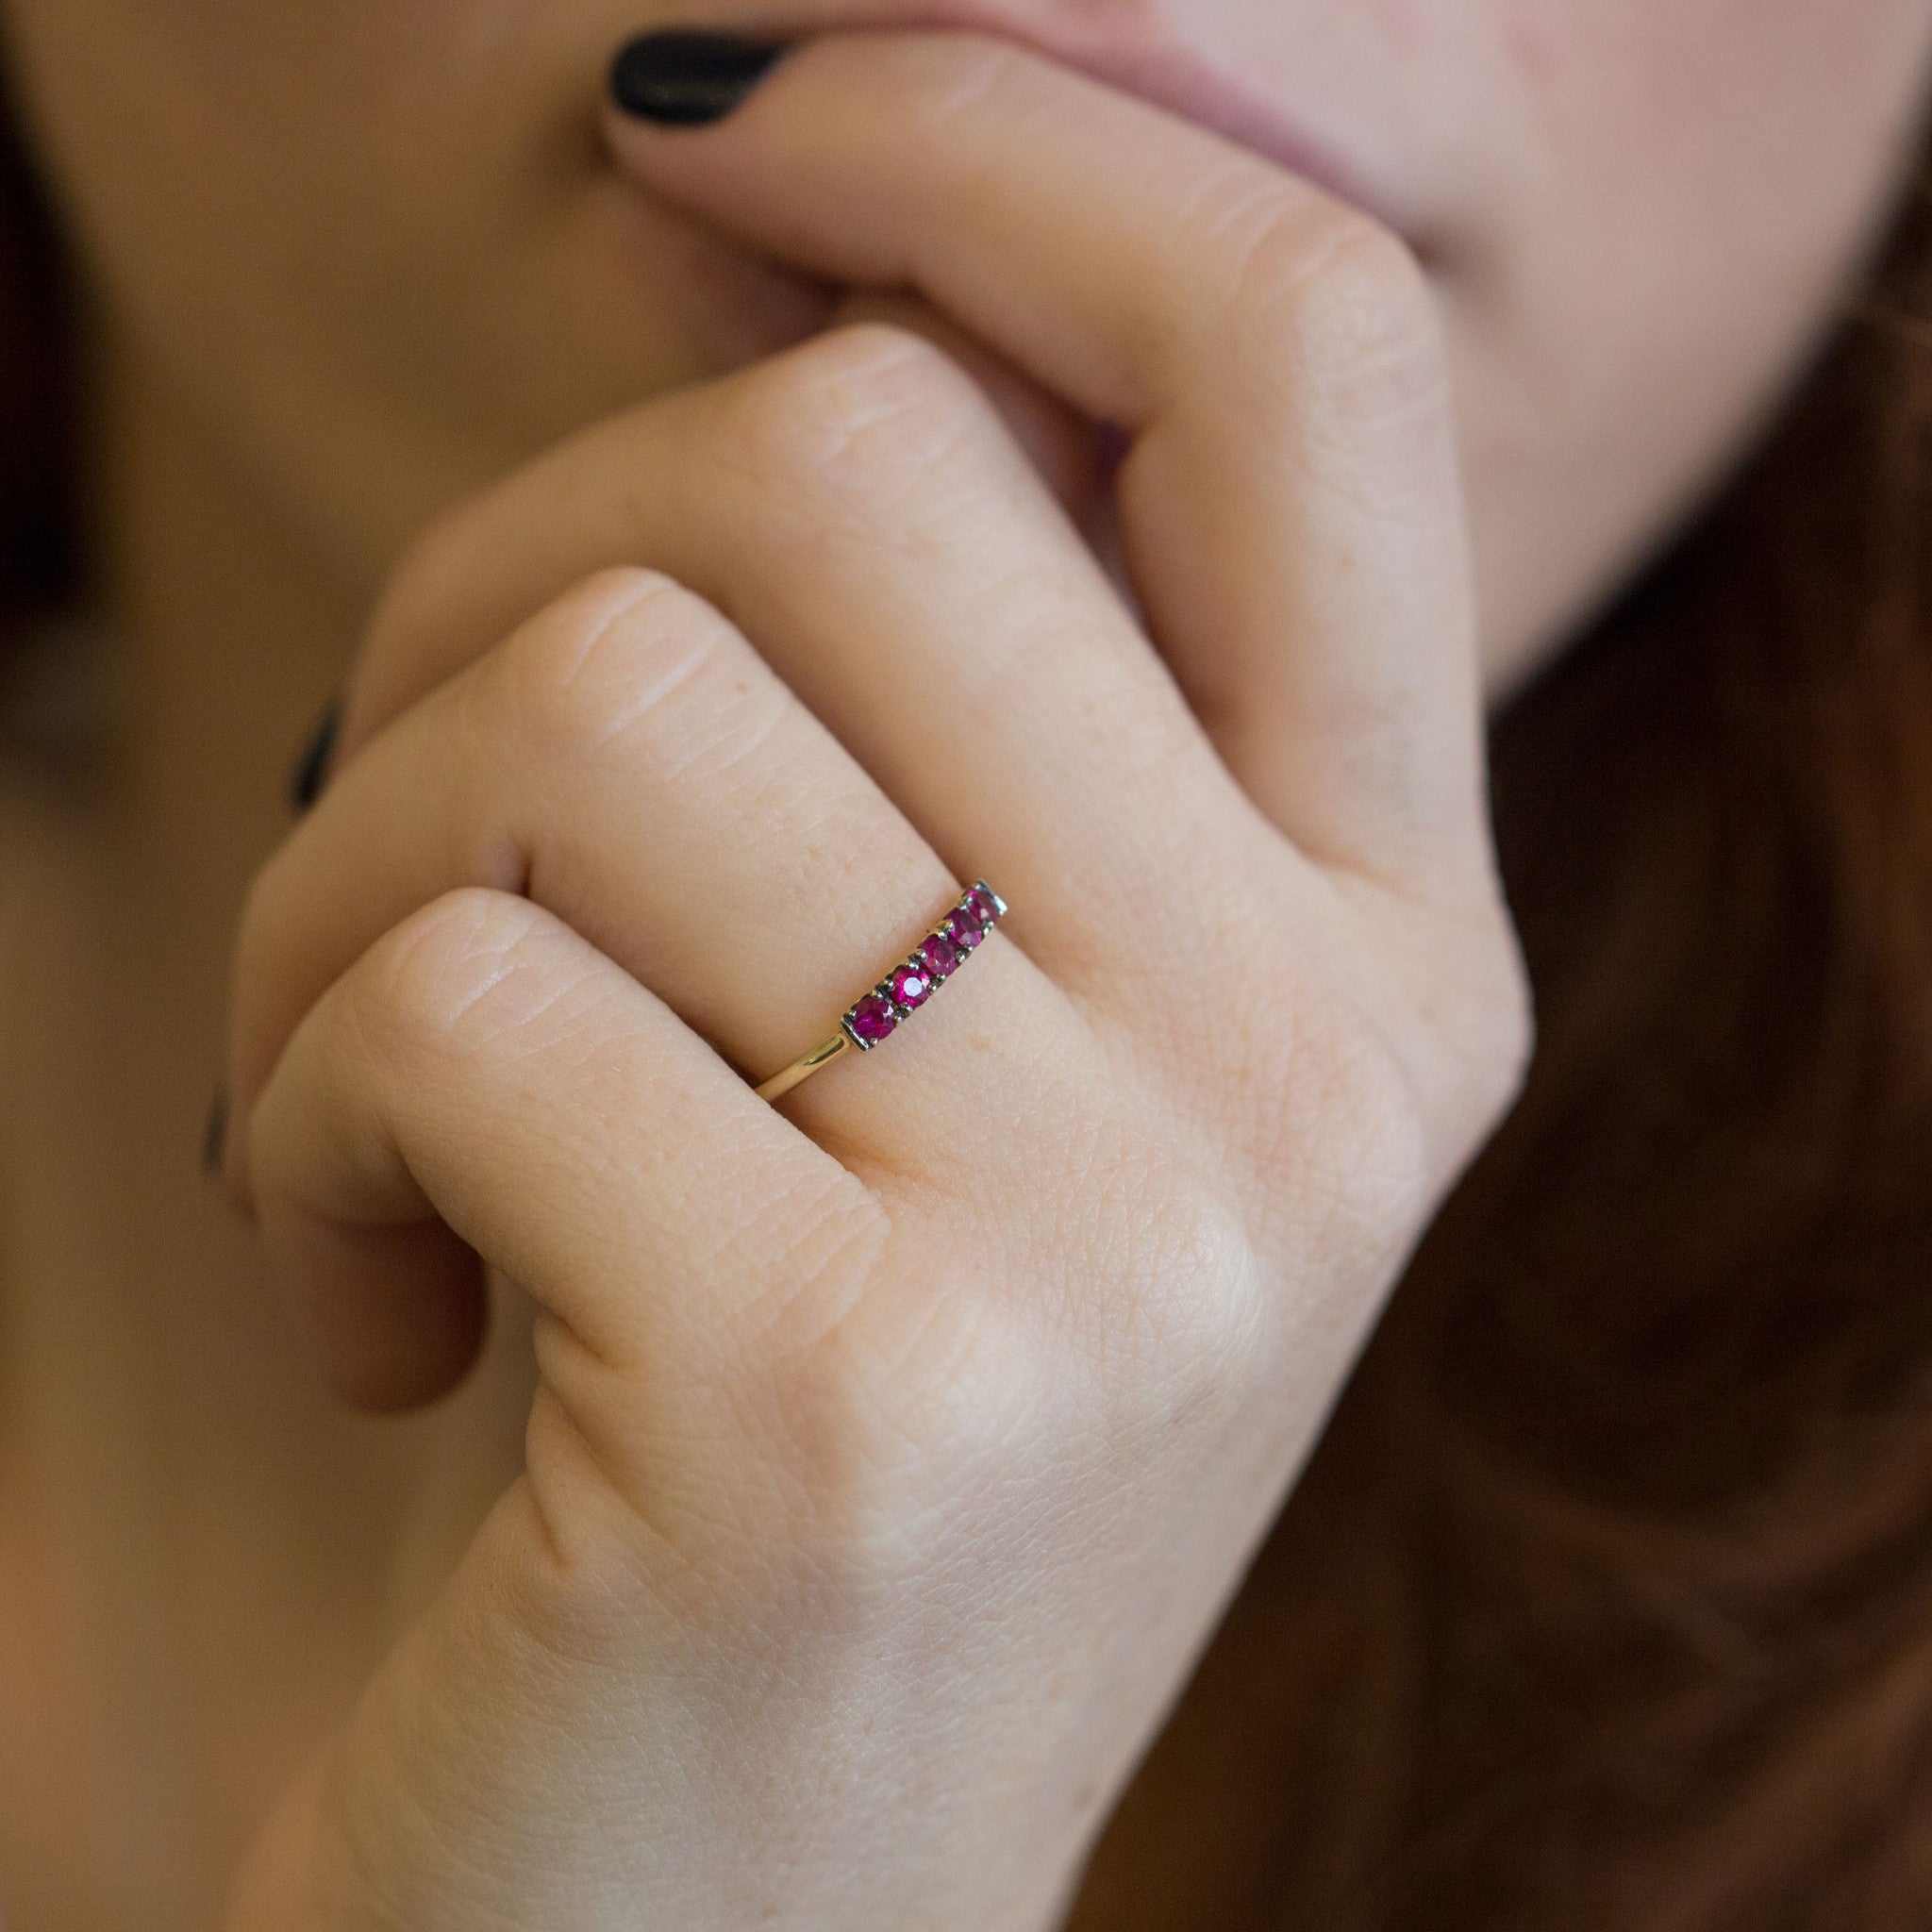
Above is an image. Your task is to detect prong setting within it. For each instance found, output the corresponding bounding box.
[836,882,1006,1055]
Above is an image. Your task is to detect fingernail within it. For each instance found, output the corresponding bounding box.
[609,28,786,125]
[201,1085,228,1176]
[290,701,340,812]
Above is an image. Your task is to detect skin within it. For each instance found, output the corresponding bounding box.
[0,1,1925,1925]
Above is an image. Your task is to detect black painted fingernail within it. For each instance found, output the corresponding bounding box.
[290,702,340,812]
[201,1085,228,1176]
[609,29,787,125]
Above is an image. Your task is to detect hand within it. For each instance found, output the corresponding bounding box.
[221,32,1529,1930]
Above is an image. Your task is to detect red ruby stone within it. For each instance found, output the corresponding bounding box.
[920,933,961,981]
[966,884,1002,928]
[944,908,983,952]
[849,993,897,1045]
[888,964,932,1011]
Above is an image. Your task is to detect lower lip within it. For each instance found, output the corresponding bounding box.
[1052,41,1388,226]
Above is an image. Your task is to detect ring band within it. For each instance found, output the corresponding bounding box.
[753,881,1008,1104]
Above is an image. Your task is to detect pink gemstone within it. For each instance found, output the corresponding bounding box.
[944,908,983,952]
[849,993,897,1045]
[966,884,1002,928]
[920,933,961,981]
[887,964,932,1011]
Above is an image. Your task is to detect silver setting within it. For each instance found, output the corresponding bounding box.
[965,880,1007,931]
[841,1008,882,1052]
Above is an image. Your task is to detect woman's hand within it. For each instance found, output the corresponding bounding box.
[221,32,1529,1930]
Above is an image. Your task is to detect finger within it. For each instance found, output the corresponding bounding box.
[247,882,872,1410]
[607,29,1487,892]
[824,287,1116,535]
[336,324,1274,995]
[232,565,1071,1203]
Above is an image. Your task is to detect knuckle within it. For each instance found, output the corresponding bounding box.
[1294,936,1532,1251]
[484,565,739,772]
[1076,1167,1276,1433]
[1074,882,1446,1307]
[350,886,578,1071]
[1307,1022,1440,1261]
[751,1228,1265,1593]
[719,322,996,516]
[864,1161,1266,1478]
[1229,192,1448,433]
[1237,987,1441,1281]
[764,1288,1057,1574]
[1298,1027,1453,1298]
[1455,915,1539,1144]
[774,1186,1274,1579]
[1372,891,1539,1170]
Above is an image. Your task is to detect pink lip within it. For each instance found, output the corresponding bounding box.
[720,4,1416,247]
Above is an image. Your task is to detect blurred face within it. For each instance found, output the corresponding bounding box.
[3,0,1930,686]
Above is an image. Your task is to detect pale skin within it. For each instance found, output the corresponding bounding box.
[0,4,1930,1928]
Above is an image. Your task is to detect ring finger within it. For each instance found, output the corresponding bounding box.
[344,321,1269,994]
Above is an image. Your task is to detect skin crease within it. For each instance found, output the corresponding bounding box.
[0,0,1924,1926]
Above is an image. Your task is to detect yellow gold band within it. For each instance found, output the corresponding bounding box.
[753,1031,853,1104]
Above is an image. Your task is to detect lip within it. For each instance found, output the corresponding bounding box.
[705,4,1424,250]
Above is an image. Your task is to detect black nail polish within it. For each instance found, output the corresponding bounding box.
[201,1085,228,1176]
[609,29,786,125]
[290,702,340,812]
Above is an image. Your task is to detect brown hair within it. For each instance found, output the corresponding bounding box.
[4,65,1931,1932]
[1070,167,1932,1930]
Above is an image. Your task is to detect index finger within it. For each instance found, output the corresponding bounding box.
[607,29,1489,896]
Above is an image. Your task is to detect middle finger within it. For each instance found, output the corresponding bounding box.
[341,322,1281,982]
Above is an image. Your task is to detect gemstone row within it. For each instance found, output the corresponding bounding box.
[842,882,1008,1052]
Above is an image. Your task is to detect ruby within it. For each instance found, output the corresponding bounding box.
[887,964,932,1011]
[920,933,961,981]
[966,884,1002,928]
[848,993,897,1045]
[944,908,983,952]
